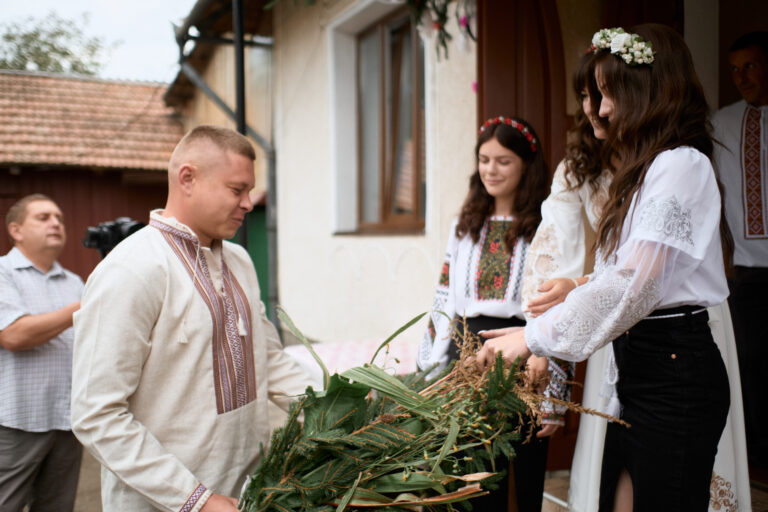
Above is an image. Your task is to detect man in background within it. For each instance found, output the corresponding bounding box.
[713,31,768,468]
[0,194,83,511]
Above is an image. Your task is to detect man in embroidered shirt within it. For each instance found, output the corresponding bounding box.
[72,125,315,512]
[713,31,768,467]
[0,194,83,511]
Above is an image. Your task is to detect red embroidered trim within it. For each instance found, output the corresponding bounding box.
[474,220,515,301]
[151,219,257,414]
[742,107,767,239]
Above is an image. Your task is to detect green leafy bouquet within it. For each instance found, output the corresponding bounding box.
[239,311,618,511]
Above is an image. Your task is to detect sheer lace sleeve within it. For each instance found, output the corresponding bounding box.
[524,147,723,362]
[525,240,701,361]
[521,161,587,313]
[417,220,459,371]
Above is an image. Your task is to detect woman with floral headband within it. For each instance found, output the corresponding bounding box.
[417,116,562,511]
[516,50,613,511]
[476,24,733,510]
[507,45,750,512]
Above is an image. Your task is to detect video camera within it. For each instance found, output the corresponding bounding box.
[83,217,145,258]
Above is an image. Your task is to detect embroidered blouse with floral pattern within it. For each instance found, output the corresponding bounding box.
[418,216,570,424]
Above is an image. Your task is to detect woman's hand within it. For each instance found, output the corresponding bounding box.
[525,278,579,317]
[479,326,523,339]
[536,423,560,438]
[476,328,531,370]
[525,355,551,393]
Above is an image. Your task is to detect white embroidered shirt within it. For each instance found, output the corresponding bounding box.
[525,147,729,415]
[713,99,768,267]
[72,211,316,512]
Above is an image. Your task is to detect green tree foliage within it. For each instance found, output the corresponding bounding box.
[0,11,118,75]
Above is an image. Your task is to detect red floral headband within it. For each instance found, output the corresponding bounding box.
[478,116,538,152]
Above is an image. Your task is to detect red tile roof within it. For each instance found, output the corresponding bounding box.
[0,70,184,171]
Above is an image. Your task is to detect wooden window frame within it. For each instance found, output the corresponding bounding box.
[355,10,425,235]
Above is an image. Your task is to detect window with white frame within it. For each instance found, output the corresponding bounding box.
[329,1,426,234]
[357,11,425,232]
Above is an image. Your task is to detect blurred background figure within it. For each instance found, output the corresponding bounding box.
[0,194,83,511]
[713,31,768,470]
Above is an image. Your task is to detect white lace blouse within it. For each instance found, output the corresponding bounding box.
[524,147,729,413]
[521,160,610,311]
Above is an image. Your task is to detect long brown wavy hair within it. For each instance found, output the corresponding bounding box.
[564,52,606,192]
[594,24,734,266]
[456,119,550,249]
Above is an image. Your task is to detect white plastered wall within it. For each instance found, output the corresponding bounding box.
[273,0,476,344]
[179,44,273,192]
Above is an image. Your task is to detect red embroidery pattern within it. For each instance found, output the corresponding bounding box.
[438,261,450,287]
[151,219,257,414]
[475,220,514,301]
[742,107,767,238]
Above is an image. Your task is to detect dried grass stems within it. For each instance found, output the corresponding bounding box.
[239,311,625,512]
[445,316,629,431]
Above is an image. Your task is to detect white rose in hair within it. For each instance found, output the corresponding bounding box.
[611,33,632,53]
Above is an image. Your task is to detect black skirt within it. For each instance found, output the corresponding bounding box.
[450,315,548,512]
[599,306,730,511]
[447,315,526,361]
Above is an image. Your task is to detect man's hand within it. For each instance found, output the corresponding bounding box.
[475,328,531,370]
[201,494,239,511]
[525,278,578,317]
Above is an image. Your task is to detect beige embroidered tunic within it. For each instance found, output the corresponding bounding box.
[72,211,314,512]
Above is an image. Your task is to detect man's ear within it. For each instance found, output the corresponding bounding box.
[177,164,197,195]
[7,222,22,244]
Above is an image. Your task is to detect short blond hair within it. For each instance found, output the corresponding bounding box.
[5,193,55,228]
[173,125,255,163]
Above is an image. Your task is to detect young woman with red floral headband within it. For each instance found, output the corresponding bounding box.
[476,24,733,510]
[417,116,570,511]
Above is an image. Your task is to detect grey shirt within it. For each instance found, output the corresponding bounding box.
[0,247,83,432]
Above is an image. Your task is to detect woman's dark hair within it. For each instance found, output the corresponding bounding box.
[455,119,550,248]
[564,51,605,192]
[594,23,734,266]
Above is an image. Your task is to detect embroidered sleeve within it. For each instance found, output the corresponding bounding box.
[180,484,212,512]
[418,222,459,372]
[525,148,723,361]
[71,261,205,511]
[635,196,694,247]
[525,239,702,361]
[628,147,720,260]
[521,161,587,313]
[540,358,573,426]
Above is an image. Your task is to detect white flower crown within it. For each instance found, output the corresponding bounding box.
[591,27,655,66]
